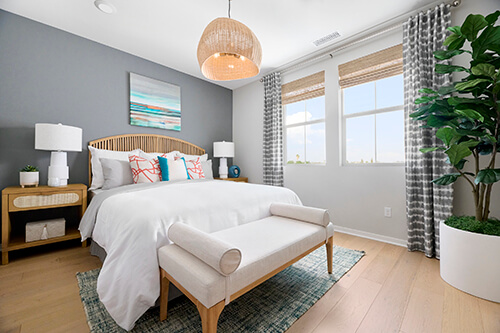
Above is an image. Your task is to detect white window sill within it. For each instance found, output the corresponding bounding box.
[342,162,404,167]
[285,163,326,167]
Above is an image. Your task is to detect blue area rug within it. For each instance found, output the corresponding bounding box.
[77,245,364,332]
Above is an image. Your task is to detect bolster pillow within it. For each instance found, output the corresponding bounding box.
[270,203,331,227]
[168,223,242,276]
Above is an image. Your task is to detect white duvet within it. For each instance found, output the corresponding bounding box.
[79,179,301,330]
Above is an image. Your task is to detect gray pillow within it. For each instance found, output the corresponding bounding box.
[100,158,134,190]
[201,160,214,179]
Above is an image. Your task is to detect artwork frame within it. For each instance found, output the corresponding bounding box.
[129,73,181,131]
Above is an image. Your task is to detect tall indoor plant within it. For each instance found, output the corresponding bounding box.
[412,11,500,302]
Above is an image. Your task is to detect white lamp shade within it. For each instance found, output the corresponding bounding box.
[35,123,82,152]
[213,141,234,158]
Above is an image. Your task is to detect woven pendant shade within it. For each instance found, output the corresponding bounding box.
[197,17,262,81]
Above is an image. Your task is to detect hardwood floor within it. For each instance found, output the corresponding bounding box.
[0,233,498,333]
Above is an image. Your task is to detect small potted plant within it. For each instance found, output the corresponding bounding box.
[19,165,39,188]
[412,11,500,302]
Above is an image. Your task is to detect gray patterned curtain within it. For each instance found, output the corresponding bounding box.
[403,3,453,259]
[262,72,284,186]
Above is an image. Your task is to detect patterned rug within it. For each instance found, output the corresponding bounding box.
[77,245,364,332]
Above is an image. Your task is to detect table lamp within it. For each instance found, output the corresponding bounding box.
[35,123,83,187]
[213,141,234,178]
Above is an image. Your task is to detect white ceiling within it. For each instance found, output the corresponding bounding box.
[0,0,437,90]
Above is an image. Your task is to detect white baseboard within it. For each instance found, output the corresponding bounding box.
[334,225,407,248]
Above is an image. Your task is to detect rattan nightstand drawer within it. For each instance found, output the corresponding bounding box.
[9,191,82,211]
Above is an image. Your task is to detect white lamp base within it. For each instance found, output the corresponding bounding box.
[48,151,69,187]
[219,157,228,179]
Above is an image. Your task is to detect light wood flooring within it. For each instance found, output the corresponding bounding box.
[0,233,498,333]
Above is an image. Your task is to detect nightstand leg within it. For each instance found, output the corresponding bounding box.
[2,194,10,265]
[2,252,8,265]
[80,189,88,248]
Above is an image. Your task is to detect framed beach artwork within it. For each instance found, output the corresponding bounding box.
[129,73,181,131]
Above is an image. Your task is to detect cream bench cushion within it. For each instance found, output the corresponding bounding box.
[159,218,333,309]
[158,203,334,333]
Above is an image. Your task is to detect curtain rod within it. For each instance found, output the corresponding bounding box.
[260,0,461,82]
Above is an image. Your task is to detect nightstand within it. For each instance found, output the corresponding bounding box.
[1,184,87,265]
[214,177,248,183]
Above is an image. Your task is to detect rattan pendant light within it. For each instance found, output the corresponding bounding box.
[197,0,262,81]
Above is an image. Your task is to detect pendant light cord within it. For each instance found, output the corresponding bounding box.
[228,0,231,18]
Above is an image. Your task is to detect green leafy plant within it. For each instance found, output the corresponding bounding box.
[411,11,500,222]
[20,165,39,172]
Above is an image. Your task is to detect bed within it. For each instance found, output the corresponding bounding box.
[79,134,302,331]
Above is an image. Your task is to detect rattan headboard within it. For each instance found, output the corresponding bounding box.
[88,134,205,185]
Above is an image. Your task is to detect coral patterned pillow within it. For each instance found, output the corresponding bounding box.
[128,154,162,183]
[176,157,205,179]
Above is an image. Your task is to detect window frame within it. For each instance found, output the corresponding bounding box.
[341,75,404,167]
[283,96,326,166]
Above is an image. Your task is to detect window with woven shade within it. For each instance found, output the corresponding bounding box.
[282,71,326,165]
[338,44,403,89]
[339,45,404,165]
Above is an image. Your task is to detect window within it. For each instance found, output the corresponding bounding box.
[339,45,404,165]
[282,72,326,165]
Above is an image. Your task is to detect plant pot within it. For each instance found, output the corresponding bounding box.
[440,220,500,303]
[19,171,39,188]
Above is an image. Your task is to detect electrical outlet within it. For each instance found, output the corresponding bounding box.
[384,207,392,218]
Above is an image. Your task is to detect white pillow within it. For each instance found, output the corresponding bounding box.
[158,156,190,181]
[89,146,140,190]
[178,153,208,162]
[140,150,179,160]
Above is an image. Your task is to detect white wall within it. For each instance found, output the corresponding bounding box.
[233,81,265,185]
[233,0,500,244]
[234,30,408,242]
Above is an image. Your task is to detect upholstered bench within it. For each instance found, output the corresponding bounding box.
[158,203,334,333]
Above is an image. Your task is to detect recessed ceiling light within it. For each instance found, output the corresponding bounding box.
[94,0,116,14]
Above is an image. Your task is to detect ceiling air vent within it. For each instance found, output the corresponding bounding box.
[313,31,341,47]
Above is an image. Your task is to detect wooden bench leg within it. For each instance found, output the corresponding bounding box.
[326,236,333,274]
[196,301,225,333]
[160,268,170,321]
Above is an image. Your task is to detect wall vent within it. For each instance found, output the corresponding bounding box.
[313,31,341,47]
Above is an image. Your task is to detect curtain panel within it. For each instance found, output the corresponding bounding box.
[263,72,284,186]
[403,3,453,258]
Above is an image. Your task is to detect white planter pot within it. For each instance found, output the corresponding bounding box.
[19,171,39,187]
[440,220,500,303]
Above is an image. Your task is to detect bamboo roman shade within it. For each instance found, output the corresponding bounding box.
[282,71,325,105]
[338,44,403,89]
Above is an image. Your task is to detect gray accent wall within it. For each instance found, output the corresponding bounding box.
[0,9,232,191]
